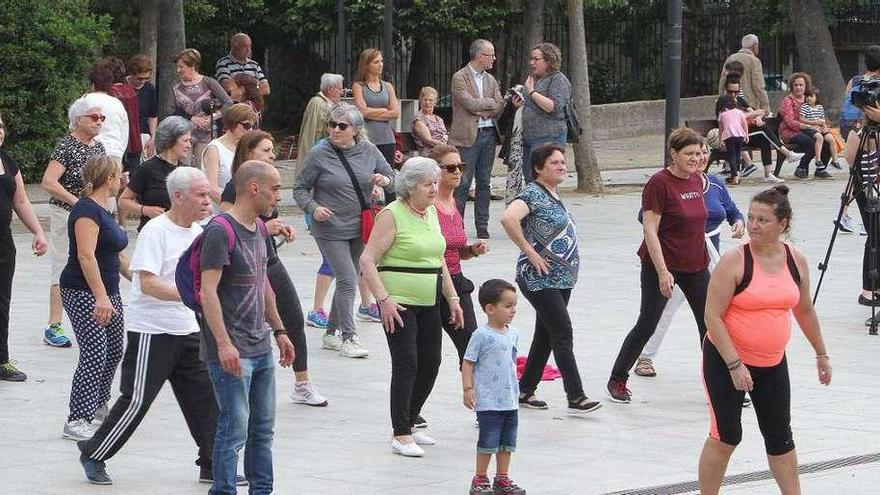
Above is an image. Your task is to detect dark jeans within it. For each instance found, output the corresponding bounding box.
[0,240,13,364]
[724,137,744,177]
[267,260,308,372]
[786,133,831,173]
[610,262,709,380]
[438,272,477,365]
[376,143,397,203]
[455,128,497,232]
[518,285,584,400]
[383,304,442,436]
[856,189,880,291]
[476,409,518,453]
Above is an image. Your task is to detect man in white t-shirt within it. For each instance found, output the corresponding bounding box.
[76,167,241,486]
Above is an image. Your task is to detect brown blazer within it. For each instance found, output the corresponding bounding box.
[448,64,504,147]
[718,49,770,113]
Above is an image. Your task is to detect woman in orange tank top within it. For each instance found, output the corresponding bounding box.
[698,185,831,495]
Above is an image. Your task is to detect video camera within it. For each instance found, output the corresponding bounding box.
[200,99,219,115]
[851,78,880,111]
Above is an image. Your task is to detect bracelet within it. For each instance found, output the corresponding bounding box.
[469,244,478,256]
[447,296,461,302]
[464,386,474,391]
[377,295,390,305]
[529,89,537,97]
[273,329,287,337]
[816,354,829,360]
[726,358,742,371]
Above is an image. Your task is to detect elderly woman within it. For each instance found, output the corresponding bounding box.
[172,48,231,167]
[120,116,192,232]
[352,49,400,168]
[516,42,571,181]
[293,103,395,359]
[202,103,258,205]
[0,111,49,382]
[412,86,448,157]
[298,73,344,163]
[699,185,830,494]
[777,72,832,179]
[360,157,464,457]
[431,145,487,364]
[501,143,601,415]
[41,94,108,349]
[60,156,130,441]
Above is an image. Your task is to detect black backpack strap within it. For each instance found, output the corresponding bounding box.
[783,243,802,287]
[734,244,753,295]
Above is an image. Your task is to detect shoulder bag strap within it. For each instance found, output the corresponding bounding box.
[332,146,369,212]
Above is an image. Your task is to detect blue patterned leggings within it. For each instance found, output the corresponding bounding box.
[61,288,124,422]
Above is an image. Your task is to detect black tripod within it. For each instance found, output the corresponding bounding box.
[814,123,880,335]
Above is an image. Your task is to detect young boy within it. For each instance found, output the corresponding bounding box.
[462,279,526,495]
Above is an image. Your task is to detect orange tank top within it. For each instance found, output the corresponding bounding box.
[718,242,801,367]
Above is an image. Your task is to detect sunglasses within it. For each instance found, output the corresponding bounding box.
[239,122,255,130]
[441,163,466,173]
[84,114,106,122]
[327,120,351,131]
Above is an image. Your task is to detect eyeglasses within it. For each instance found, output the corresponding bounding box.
[84,114,106,122]
[441,163,466,173]
[327,120,351,131]
[239,122,255,130]
[481,52,496,59]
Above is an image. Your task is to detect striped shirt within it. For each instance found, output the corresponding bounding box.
[799,103,825,122]
[214,54,267,83]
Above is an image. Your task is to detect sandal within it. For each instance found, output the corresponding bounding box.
[634,358,657,377]
[518,393,548,409]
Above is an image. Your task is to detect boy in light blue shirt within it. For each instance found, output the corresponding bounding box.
[462,279,526,495]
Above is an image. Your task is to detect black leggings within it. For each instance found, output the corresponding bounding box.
[438,272,477,365]
[748,124,784,166]
[702,340,794,456]
[611,262,709,380]
[856,189,880,292]
[267,260,308,372]
[384,304,442,436]
[0,240,14,365]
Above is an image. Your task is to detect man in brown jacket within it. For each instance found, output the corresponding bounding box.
[718,34,770,114]
[449,39,504,239]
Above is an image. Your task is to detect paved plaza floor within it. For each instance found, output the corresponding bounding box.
[3,162,880,494]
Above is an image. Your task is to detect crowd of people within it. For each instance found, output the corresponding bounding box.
[3,30,880,495]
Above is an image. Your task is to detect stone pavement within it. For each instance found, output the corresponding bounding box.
[4,142,880,494]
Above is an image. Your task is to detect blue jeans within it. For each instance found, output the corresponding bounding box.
[207,352,276,495]
[454,128,497,232]
[476,410,518,454]
[522,131,568,183]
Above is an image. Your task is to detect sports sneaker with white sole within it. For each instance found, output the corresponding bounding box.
[322,332,342,351]
[786,152,805,165]
[339,337,369,358]
[763,173,785,183]
[391,438,425,457]
[63,419,97,441]
[412,431,436,445]
[290,381,329,406]
[43,323,72,347]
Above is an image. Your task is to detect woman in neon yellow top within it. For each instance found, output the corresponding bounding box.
[361,157,464,458]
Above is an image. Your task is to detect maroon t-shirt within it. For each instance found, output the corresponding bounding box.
[637,168,708,273]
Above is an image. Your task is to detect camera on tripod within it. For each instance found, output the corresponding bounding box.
[851,78,880,111]
[200,99,219,115]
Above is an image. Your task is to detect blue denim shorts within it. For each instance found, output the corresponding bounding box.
[476,410,518,454]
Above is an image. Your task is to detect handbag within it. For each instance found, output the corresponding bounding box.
[564,99,582,144]
[332,146,381,243]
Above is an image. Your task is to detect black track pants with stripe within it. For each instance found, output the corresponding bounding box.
[78,331,218,467]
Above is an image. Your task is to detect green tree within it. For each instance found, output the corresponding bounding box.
[0,0,111,181]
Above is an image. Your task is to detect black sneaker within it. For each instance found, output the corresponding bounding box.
[567,395,603,414]
[518,394,548,409]
[743,396,752,408]
[476,229,490,240]
[80,454,112,485]
[0,361,27,382]
[740,164,758,177]
[815,169,833,179]
[859,293,880,307]
[606,377,632,403]
[794,168,809,179]
[411,415,429,428]
[198,466,248,486]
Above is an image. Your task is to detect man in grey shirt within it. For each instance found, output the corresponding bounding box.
[200,160,294,495]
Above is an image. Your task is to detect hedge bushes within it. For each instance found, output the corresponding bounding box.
[0,0,111,181]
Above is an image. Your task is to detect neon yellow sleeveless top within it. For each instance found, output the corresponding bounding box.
[378,200,447,306]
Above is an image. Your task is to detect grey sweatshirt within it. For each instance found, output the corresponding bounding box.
[293,138,395,241]
[523,70,571,140]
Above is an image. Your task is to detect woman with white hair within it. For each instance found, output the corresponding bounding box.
[298,73,344,163]
[293,103,395,359]
[360,157,464,458]
[119,116,193,231]
[40,94,109,349]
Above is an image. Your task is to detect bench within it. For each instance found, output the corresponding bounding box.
[686,117,802,175]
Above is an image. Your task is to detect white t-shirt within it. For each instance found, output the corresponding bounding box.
[127,213,202,335]
[89,92,129,158]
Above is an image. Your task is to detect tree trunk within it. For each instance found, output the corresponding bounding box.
[523,0,543,72]
[788,0,845,121]
[139,0,158,77]
[406,36,431,99]
[157,0,186,119]
[567,0,602,193]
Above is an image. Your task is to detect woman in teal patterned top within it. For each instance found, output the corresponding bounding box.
[500,143,602,415]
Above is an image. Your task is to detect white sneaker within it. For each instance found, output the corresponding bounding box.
[322,332,342,351]
[290,382,329,407]
[412,431,436,445]
[763,174,785,183]
[62,419,97,441]
[391,438,425,457]
[786,152,805,165]
[339,337,369,358]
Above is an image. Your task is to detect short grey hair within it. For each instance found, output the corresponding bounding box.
[395,157,440,199]
[67,94,103,131]
[320,73,344,92]
[154,116,193,154]
[469,39,491,60]
[328,103,365,133]
[742,34,759,49]
[166,165,207,200]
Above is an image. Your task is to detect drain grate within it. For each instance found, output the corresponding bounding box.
[604,452,880,495]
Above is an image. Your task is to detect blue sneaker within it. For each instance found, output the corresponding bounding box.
[306,309,329,329]
[43,323,72,348]
[357,304,381,322]
[80,453,112,485]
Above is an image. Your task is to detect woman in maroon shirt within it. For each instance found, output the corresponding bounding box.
[431,145,488,363]
[777,72,832,179]
[607,128,711,404]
